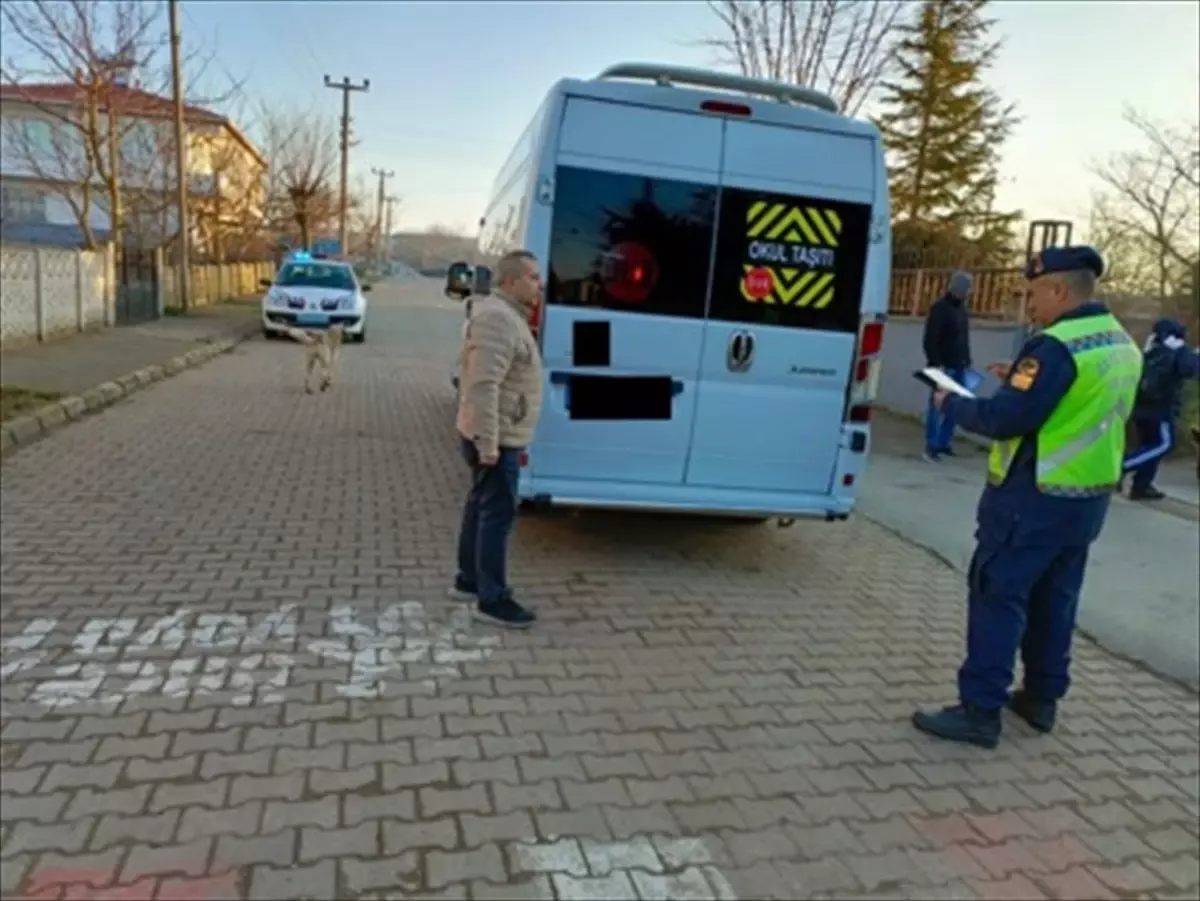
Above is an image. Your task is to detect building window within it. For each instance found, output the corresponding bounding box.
[121,120,159,166]
[4,118,54,156]
[0,182,49,224]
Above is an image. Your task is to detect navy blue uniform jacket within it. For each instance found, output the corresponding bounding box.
[942,302,1115,550]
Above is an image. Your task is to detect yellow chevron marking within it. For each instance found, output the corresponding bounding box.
[767,208,822,244]
[748,201,766,221]
[824,209,842,233]
[746,203,785,238]
[806,208,839,247]
[812,286,835,309]
[795,272,835,308]
[773,270,818,305]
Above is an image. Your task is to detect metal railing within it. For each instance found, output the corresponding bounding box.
[889,267,1026,320]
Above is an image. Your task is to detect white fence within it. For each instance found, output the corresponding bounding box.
[0,242,276,350]
[0,242,114,348]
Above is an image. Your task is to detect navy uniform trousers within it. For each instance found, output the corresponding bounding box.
[958,539,1089,709]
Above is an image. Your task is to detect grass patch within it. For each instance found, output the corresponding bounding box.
[1183,379,1199,429]
[1182,379,1200,453]
[1,385,63,423]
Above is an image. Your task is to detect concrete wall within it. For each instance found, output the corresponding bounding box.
[159,260,275,310]
[877,315,1023,419]
[0,241,274,349]
[0,242,114,348]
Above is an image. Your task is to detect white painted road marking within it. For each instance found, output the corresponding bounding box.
[0,602,498,710]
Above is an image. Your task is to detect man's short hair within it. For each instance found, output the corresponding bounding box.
[1060,268,1096,302]
[495,250,536,287]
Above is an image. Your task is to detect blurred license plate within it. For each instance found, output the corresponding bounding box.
[296,313,326,327]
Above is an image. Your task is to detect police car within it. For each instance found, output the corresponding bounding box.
[448,62,891,523]
[260,251,370,342]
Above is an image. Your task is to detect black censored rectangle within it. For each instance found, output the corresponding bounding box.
[568,375,673,421]
[573,320,611,367]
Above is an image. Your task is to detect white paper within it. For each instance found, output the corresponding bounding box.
[918,367,976,398]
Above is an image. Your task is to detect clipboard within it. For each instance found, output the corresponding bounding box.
[913,367,976,398]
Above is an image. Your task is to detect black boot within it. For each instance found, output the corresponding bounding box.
[1129,485,1166,501]
[912,703,1002,749]
[1007,690,1057,733]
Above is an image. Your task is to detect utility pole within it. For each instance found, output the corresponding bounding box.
[169,0,190,312]
[370,167,394,265]
[382,194,399,266]
[324,75,370,253]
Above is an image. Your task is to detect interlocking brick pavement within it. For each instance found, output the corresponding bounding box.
[2,284,1198,900]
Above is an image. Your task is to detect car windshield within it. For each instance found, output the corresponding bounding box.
[275,263,356,291]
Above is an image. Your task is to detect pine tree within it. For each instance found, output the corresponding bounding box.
[875,0,1021,265]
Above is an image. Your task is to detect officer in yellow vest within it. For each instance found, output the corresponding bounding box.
[913,245,1142,749]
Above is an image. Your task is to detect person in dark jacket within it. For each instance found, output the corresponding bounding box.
[922,271,973,460]
[1122,317,1200,500]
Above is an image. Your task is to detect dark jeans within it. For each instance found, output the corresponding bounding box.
[925,367,965,453]
[454,438,521,605]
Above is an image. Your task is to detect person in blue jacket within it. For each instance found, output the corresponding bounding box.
[1122,317,1200,500]
[912,245,1143,749]
[921,271,974,460]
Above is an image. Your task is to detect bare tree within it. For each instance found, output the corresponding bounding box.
[0,0,240,251]
[253,104,338,251]
[1092,107,1200,299]
[176,93,270,263]
[342,173,376,258]
[701,0,907,115]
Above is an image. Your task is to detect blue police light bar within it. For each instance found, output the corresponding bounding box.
[288,250,313,262]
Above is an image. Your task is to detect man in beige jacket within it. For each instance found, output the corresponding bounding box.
[450,250,544,628]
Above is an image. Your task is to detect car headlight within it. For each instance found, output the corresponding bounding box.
[342,294,357,310]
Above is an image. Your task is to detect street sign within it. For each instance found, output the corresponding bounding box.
[744,266,773,301]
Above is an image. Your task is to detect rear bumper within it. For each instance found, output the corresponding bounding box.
[519,475,855,521]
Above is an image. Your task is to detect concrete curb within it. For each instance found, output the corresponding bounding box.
[877,405,1199,514]
[1,321,258,459]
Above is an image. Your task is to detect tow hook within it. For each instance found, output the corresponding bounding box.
[776,517,796,528]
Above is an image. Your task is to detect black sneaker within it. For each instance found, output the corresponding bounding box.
[474,597,537,630]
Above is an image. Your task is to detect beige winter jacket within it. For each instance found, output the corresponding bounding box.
[455,290,543,457]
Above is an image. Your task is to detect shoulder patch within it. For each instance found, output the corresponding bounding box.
[1009,356,1040,391]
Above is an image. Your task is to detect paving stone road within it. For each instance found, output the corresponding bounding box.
[2,279,1198,900]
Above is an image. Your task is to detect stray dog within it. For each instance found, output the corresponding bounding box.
[284,324,344,394]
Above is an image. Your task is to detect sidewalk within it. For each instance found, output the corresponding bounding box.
[0,300,260,400]
[861,410,1200,690]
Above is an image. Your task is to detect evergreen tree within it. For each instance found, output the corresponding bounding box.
[875,0,1021,265]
